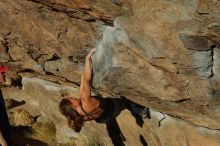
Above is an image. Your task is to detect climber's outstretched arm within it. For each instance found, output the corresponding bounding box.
[80,49,96,102]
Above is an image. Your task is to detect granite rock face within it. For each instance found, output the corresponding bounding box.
[92,0,220,130]
[0,0,220,145]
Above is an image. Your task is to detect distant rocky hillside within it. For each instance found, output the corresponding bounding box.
[0,0,219,146]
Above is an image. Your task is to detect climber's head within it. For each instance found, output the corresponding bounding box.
[59,98,84,132]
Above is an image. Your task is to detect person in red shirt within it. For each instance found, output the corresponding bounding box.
[0,66,12,146]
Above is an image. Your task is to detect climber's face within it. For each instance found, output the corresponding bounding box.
[67,97,81,109]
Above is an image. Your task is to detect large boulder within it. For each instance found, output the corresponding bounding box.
[0,0,219,145]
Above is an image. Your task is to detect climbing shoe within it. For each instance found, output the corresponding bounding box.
[142,108,151,119]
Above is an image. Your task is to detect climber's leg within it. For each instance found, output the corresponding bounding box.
[117,96,151,119]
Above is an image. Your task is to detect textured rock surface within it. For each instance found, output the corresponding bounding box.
[12,108,35,126]
[92,0,220,130]
[0,0,220,145]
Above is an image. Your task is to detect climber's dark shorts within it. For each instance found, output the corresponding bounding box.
[95,97,125,123]
[95,96,146,123]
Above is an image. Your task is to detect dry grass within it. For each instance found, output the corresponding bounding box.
[11,121,76,146]
[11,121,107,146]
[84,133,106,146]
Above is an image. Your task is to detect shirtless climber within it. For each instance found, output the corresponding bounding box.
[59,48,150,132]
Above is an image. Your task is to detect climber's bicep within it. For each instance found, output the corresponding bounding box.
[80,77,91,103]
